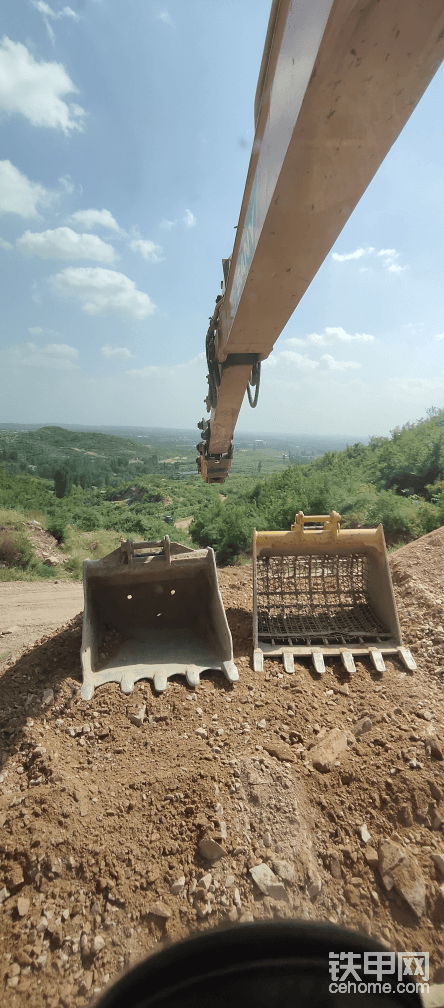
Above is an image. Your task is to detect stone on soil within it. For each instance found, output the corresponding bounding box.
[249,863,289,902]
[198,838,227,862]
[378,839,426,918]
[308,729,349,773]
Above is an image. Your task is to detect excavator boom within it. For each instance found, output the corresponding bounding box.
[198,0,444,483]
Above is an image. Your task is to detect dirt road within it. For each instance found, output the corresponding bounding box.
[0,581,84,660]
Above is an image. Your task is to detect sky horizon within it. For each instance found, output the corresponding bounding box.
[1,1,444,440]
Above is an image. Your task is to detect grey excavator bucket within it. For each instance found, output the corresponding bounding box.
[81,537,239,700]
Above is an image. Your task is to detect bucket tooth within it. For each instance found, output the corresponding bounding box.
[311,650,325,675]
[222,660,239,683]
[153,672,168,693]
[80,681,94,701]
[120,672,134,695]
[283,652,295,674]
[253,649,264,672]
[369,648,386,672]
[185,665,201,688]
[340,650,356,674]
[397,646,417,671]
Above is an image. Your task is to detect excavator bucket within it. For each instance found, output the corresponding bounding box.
[81,537,239,700]
[252,512,416,677]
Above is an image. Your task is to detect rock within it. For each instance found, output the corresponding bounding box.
[417,709,433,721]
[354,717,373,737]
[432,853,444,878]
[263,831,272,848]
[344,885,360,907]
[240,912,254,922]
[2,625,20,635]
[127,704,146,727]
[0,887,11,905]
[338,685,350,696]
[195,728,208,739]
[92,935,105,953]
[227,907,238,921]
[378,839,425,918]
[272,860,295,883]
[359,824,371,844]
[429,780,443,803]
[198,839,227,862]
[44,556,60,567]
[42,688,54,706]
[233,888,242,908]
[5,865,24,889]
[249,863,289,902]
[225,875,235,887]
[308,729,349,773]
[170,875,186,895]
[78,972,94,995]
[16,897,30,917]
[429,739,443,760]
[263,743,295,763]
[398,803,413,826]
[145,901,171,919]
[329,855,342,880]
[364,847,379,868]
[257,720,267,729]
[307,876,322,899]
[432,813,444,831]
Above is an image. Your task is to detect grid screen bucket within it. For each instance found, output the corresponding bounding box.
[255,552,391,646]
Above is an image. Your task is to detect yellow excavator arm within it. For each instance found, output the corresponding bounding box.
[197,0,444,483]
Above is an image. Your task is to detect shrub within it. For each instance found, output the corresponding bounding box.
[0,528,35,569]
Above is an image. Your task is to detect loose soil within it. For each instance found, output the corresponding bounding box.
[1,528,444,1005]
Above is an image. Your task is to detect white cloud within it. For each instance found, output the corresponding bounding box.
[16,227,116,262]
[158,12,173,25]
[0,236,13,249]
[183,208,196,228]
[31,2,79,19]
[31,2,80,45]
[28,326,58,335]
[69,208,119,231]
[319,354,360,371]
[126,364,161,377]
[287,326,374,348]
[332,246,374,262]
[160,219,176,230]
[101,345,135,359]
[264,348,360,373]
[332,244,408,273]
[58,174,75,194]
[50,266,157,318]
[129,238,163,262]
[0,37,86,133]
[0,160,48,218]
[126,352,205,379]
[435,332,444,340]
[13,340,79,369]
[263,351,319,371]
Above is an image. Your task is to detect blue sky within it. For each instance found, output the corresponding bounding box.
[1,0,443,439]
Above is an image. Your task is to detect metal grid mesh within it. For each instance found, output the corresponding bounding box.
[256,553,390,645]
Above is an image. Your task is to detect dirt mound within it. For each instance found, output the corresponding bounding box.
[1,537,444,1004]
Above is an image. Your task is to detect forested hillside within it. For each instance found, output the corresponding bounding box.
[190,407,444,561]
[0,425,175,490]
[0,409,443,574]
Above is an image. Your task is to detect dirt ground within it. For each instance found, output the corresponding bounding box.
[1,527,444,1005]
